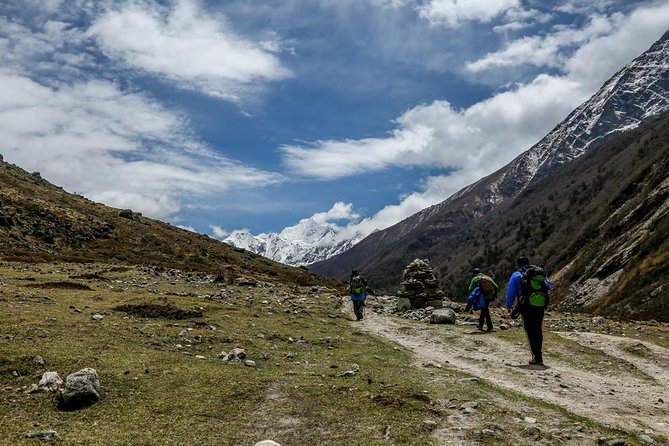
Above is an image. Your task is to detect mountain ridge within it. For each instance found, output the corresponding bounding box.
[0,153,342,290]
[312,31,669,283]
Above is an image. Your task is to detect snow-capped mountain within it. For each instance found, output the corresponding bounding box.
[224,217,365,266]
[311,29,669,281]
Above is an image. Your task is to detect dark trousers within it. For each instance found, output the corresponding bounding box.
[478,304,493,330]
[353,300,365,320]
[521,306,545,363]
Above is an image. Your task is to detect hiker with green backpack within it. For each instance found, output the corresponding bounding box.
[466,267,499,332]
[506,256,553,366]
[349,270,367,321]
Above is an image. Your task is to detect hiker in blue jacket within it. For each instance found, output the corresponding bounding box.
[506,256,553,365]
[467,267,499,332]
[350,270,367,321]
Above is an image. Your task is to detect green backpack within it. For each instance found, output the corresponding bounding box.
[520,265,549,308]
[351,276,365,294]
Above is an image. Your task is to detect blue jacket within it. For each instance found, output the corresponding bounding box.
[351,291,366,302]
[466,287,486,310]
[506,266,553,309]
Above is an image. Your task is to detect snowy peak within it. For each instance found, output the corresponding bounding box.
[496,31,669,199]
[224,219,364,267]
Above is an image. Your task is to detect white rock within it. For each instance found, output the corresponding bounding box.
[39,371,63,392]
[91,313,103,321]
[430,309,456,324]
[255,441,281,446]
[639,434,657,445]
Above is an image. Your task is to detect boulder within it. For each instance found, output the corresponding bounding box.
[58,368,101,410]
[430,309,456,324]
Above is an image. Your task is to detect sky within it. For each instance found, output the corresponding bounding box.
[1,0,668,242]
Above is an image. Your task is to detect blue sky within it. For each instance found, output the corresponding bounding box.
[1,0,668,241]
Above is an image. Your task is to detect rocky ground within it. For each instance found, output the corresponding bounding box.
[359,295,669,445]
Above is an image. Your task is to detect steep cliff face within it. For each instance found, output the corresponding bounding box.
[311,31,669,291]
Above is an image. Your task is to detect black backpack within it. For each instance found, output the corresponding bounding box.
[520,265,549,308]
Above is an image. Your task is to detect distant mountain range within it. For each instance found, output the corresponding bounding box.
[310,30,669,321]
[224,218,365,267]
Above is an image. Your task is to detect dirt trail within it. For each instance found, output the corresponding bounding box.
[350,303,669,437]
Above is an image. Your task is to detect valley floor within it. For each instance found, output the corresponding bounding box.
[352,296,669,445]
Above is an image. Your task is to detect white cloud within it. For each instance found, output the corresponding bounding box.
[209,225,229,239]
[312,202,360,224]
[283,74,582,181]
[88,0,291,101]
[418,0,520,27]
[467,13,624,72]
[0,71,282,220]
[281,125,434,179]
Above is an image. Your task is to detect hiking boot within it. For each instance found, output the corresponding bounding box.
[529,359,543,366]
[486,327,494,332]
[477,326,484,331]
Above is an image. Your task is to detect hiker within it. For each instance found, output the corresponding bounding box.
[349,270,367,321]
[466,267,499,332]
[506,256,553,366]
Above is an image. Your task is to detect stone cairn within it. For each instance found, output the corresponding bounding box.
[397,259,444,310]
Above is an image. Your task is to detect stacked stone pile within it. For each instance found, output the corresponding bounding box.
[397,259,444,309]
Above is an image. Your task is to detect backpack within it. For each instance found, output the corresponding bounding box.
[351,275,365,295]
[477,274,495,298]
[520,265,549,308]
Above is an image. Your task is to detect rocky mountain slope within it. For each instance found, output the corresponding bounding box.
[224,218,364,266]
[310,31,669,321]
[0,154,341,290]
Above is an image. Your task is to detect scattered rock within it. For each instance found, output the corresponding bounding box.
[420,420,438,431]
[524,417,537,424]
[592,316,606,325]
[244,360,257,367]
[26,430,58,441]
[430,309,456,324]
[234,277,258,287]
[460,401,479,414]
[481,429,495,436]
[38,371,63,392]
[254,441,281,446]
[33,356,46,367]
[195,355,207,360]
[91,313,104,321]
[221,348,246,363]
[523,425,541,438]
[57,368,101,411]
[639,435,657,445]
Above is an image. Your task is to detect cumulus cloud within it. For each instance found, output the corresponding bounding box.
[281,2,669,237]
[88,0,291,101]
[283,74,582,181]
[209,225,229,239]
[312,202,360,224]
[467,13,624,72]
[0,71,282,219]
[417,0,520,27]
